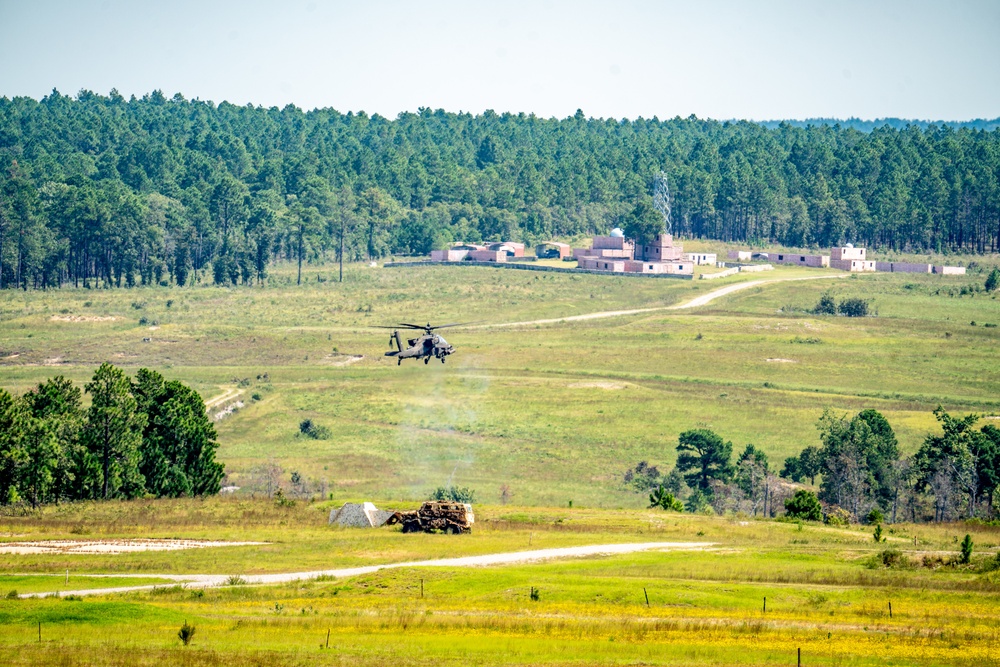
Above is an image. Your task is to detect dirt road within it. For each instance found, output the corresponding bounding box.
[480,274,845,329]
[19,541,713,599]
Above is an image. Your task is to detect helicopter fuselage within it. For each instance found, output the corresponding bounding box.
[385,331,455,364]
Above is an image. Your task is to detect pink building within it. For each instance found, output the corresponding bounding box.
[578,257,626,272]
[829,258,876,272]
[772,252,830,268]
[536,242,571,259]
[638,234,683,261]
[831,245,866,261]
[875,261,933,273]
[574,229,692,276]
[431,249,469,261]
[487,242,525,258]
[469,249,506,262]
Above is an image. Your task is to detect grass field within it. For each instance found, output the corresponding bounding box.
[1,259,997,506]
[2,258,1000,665]
[2,499,1000,666]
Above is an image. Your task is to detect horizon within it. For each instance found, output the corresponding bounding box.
[7,88,1000,127]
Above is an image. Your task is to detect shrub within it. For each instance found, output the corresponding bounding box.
[178,621,196,646]
[866,508,884,525]
[225,575,248,586]
[649,485,684,511]
[784,490,822,521]
[5,590,18,599]
[814,293,837,315]
[825,507,852,526]
[298,419,331,440]
[985,267,1000,292]
[838,297,869,317]
[960,534,974,564]
[869,548,909,569]
[430,486,476,503]
[872,524,885,543]
[529,587,540,601]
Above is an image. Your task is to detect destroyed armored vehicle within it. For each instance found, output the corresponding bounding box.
[386,501,475,534]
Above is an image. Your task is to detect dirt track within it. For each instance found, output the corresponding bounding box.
[479,274,846,329]
[19,541,713,599]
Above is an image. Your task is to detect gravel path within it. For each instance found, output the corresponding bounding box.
[19,541,713,599]
[479,274,845,328]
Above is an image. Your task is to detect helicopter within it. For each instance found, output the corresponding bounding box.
[377,322,475,365]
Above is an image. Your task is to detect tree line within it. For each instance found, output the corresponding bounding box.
[634,407,1000,523]
[1,90,999,290]
[0,364,224,507]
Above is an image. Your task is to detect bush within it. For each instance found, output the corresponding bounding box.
[298,419,331,440]
[868,548,910,569]
[838,297,869,317]
[178,621,196,646]
[430,486,476,503]
[866,508,884,525]
[825,507,852,526]
[813,293,837,315]
[784,490,822,521]
[985,267,1000,292]
[649,485,684,511]
[872,524,885,543]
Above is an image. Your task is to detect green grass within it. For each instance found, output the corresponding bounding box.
[1,261,998,506]
[2,504,1000,666]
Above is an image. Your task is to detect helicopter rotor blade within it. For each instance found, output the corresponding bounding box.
[424,321,484,330]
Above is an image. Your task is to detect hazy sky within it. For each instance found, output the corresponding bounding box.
[1,0,997,121]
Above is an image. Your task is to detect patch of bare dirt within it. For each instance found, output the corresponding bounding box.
[766,358,797,363]
[322,354,364,367]
[49,315,120,323]
[568,380,628,390]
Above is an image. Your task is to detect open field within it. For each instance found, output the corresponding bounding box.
[2,261,1000,665]
[2,499,1000,665]
[1,260,999,505]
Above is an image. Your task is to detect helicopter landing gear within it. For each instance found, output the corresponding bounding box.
[424,357,430,364]
[440,356,445,363]
[397,358,402,366]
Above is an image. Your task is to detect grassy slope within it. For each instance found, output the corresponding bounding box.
[1,262,999,506]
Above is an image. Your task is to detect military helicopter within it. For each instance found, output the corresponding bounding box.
[377,322,475,365]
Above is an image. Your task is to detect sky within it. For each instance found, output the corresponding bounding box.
[1,0,998,121]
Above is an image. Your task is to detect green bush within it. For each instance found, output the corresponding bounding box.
[430,486,476,503]
[838,297,869,317]
[298,419,331,440]
[814,293,837,315]
[784,490,822,521]
[649,485,684,511]
[866,508,884,525]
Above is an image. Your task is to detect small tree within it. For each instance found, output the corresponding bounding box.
[649,485,683,511]
[178,620,196,645]
[985,267,999,292]
[814,293,837,315]
[784,490,822,521]
[872,524,885,543]
[960,534,973,564]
